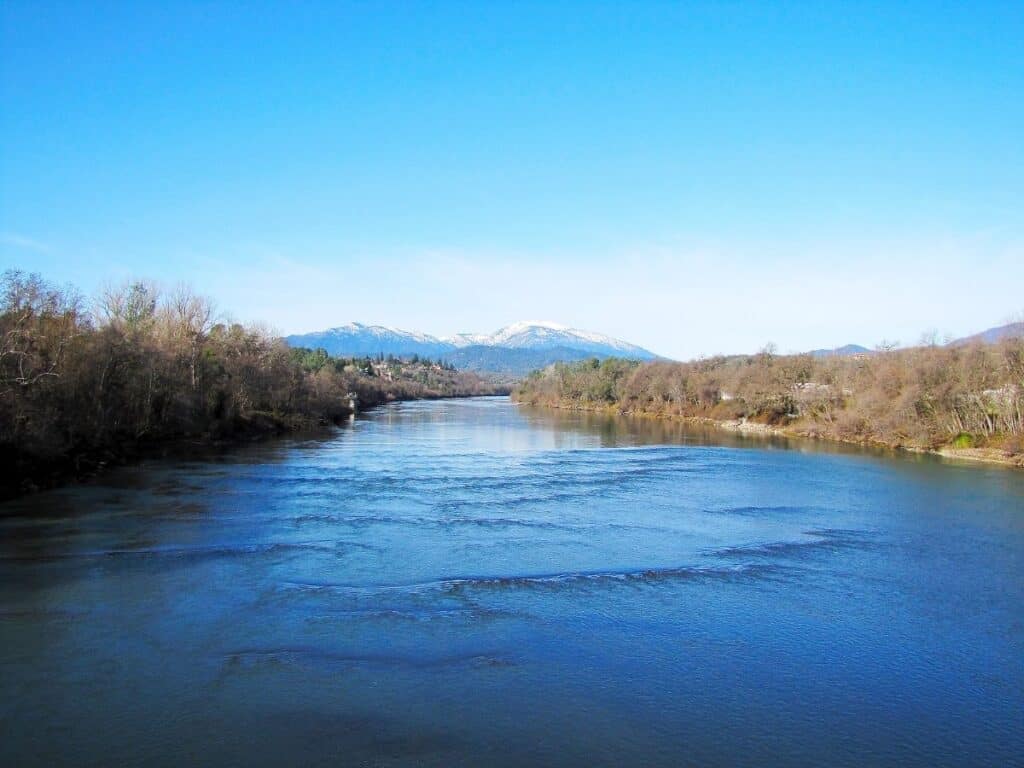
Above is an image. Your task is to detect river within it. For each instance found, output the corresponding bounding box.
[1,396,1022,767]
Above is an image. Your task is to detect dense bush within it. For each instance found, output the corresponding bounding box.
[1,270,499,494]
[516,340,1024,452]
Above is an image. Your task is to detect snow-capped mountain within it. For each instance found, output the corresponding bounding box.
[445,331,492,347]
[285,322,455,359]
[285,320,658,374]
[446,321,655,357]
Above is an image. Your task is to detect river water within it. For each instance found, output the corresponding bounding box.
[1,397,1022,767]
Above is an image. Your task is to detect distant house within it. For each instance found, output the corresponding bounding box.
[792,382,831,394]
[792,382,853,396]
[981,385,1018,405]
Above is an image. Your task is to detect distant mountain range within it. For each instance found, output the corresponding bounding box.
[808,322,1024,358]
[949,321,1024,347]
[286,323,454,359]
[809,344,873,358]
[286,319,1023,375]
[285,321,658,375]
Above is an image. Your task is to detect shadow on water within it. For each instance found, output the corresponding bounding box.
[518,399,1024,478]
[522,401,903,457]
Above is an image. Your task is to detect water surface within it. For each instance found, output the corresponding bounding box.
[1,397,1022,767]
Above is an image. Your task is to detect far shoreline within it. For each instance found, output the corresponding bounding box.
[516,399,1024,470]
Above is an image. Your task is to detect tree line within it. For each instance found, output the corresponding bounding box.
[515,339,1024,456]
[0,270,500,496]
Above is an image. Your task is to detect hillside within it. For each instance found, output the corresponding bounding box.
[809,344,872,358]
[950,321,1024,346]
[515,341,1023,464]
[446,344,611,377]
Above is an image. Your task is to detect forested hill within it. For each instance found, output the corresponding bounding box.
[514,343,1024,464]
[0,271,503,498]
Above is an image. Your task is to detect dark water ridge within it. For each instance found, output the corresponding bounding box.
[1,396,1022,767]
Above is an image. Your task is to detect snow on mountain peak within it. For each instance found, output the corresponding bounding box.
[290,320,657,362]
[442,321,654,356]
[500,320,569,333]
[326,323,441,344]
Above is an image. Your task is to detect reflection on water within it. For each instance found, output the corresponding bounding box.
[1,396,1022,767]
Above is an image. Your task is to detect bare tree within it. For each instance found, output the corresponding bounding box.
[96,280,159,333]
[0,270,83,394]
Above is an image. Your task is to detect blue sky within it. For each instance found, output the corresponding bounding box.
[2,2,1022,359]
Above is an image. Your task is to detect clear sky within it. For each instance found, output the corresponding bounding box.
[2,2,1022,359]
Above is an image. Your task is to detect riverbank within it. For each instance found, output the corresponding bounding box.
[1,410,335,501]
[514,351,1024,470]
[2,391,510,501]
[519,400,1024,469]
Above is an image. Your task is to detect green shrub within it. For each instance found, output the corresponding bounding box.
[951,433,975,449]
